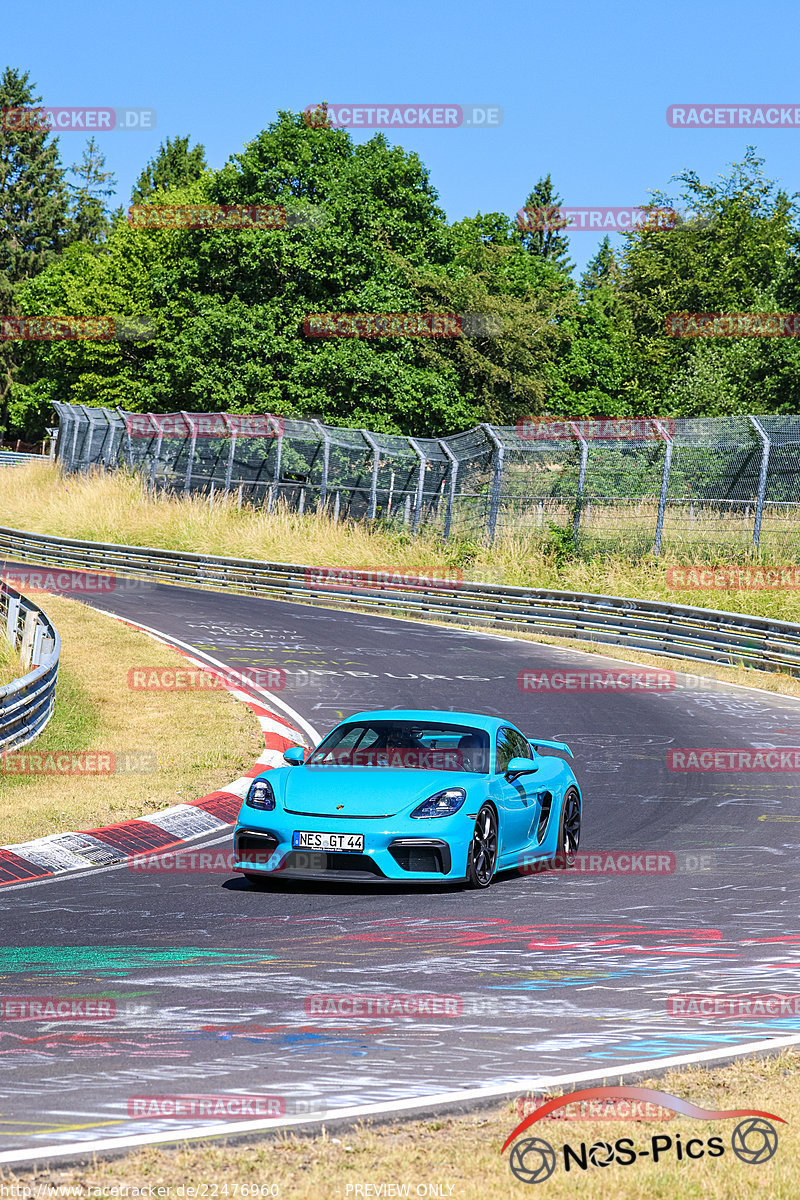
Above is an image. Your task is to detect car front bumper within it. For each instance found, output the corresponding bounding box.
[233,815,474,883]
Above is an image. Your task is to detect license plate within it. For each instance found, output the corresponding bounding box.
[292,831,364,852]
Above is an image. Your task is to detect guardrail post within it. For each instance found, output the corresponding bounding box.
[181,411,198,495]
[310,419,330,506]
[438,439,459,540]
[748,415,771,551]
[32,623,45,668]
[653,420,674,557]
[570,422,589,545]
[20,610,37,669]
[362,430,381,519]
[5,595,20,647]
[481,424,505,543]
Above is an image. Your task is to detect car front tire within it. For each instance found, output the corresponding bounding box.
[558,786,581,867]
[466,803,499,888]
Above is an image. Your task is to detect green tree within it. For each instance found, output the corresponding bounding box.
[546,239,639,415]
[131,135,207,203]
[619,148,799,411]
[0,67,70,436]
[67,137,117,244]
[517,173,573,272]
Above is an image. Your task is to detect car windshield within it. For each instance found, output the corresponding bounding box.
[307,720,490,773]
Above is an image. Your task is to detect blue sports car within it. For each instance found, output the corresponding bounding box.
[233,709,582,888]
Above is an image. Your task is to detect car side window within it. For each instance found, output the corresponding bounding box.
[496,727,530,773]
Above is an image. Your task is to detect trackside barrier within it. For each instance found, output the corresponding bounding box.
[0,526,799,677]
[0,451,45,467]
[0,582,60,753]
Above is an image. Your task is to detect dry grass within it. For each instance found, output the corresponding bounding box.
[3,461,800,626]
[3,1050,798,1197]
[0,594,262,843]
[0,632,23,689]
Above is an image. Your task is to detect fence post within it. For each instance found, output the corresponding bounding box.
[310,419,330,506]
[268,415,284,513]
[147,414,163,488]
[100,407,116,465]
[180,411,198,494]
[115,406,133,470]
[748,415,771,551]
[221,414,236,494]
[653,421,674,557]
[361,430,381,519]
[438,439,459,540]
[569,422,589,545]
[406,437,427,534]
[481,424,505,543]
[77,404,98,467]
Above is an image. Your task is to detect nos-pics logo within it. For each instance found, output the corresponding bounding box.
[501,1086,783,1184]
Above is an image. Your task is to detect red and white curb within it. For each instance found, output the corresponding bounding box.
[0,615,317,886]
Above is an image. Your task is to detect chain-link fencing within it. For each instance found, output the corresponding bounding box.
[51,404,800,556]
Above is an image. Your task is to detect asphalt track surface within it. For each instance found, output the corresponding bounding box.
[2,574,800,1162]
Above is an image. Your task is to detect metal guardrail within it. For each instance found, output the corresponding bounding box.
[0,524,798,679]
[0,452,45,467]
[0,582,60,753]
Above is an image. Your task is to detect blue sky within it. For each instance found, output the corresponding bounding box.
[6,0,800,274]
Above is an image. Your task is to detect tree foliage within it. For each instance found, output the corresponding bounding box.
[6,73,800,441]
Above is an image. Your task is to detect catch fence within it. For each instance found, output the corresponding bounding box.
[52,404,800,556]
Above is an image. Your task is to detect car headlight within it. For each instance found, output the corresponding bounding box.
[410,788,466,819]
[246,778,276,810]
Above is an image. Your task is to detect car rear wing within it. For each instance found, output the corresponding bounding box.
[528,738,574,759]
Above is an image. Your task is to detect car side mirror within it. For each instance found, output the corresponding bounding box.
[505,755,539,780]
[283,746,306,765]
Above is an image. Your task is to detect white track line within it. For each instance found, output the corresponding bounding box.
[86,606,320,746]
[3,1033,800,1166]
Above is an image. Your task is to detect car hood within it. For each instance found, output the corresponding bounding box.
[275,766,479,818]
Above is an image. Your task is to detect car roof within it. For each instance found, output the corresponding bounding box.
[341,709,513,734]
